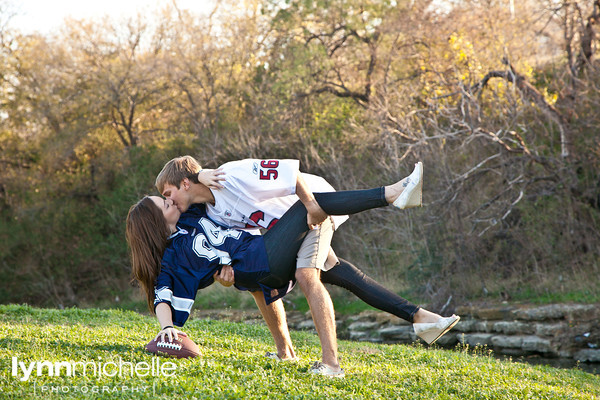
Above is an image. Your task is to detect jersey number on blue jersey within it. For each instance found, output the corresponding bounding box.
[192,218,242,264]
[198,218,242,245]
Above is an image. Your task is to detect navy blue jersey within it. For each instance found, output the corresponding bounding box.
[154,204,293,327]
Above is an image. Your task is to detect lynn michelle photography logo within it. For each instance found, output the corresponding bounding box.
[11,356,177,381]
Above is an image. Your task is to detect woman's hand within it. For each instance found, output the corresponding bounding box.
[198,168,226,189]
[213,265,235,287]
[154,326,188,343]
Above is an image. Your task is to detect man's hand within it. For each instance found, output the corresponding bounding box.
[213,265,235,287]
[305,200,328,229]
[198,168,226,189]
[295,173,329,229]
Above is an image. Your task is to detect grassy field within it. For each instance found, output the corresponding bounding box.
[0,304,598,399]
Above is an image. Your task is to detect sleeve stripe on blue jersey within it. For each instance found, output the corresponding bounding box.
[154,287,194,313]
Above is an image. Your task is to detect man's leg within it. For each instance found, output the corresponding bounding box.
[296,268,339,368]
[250,291,296,360]
[295,218,341,371]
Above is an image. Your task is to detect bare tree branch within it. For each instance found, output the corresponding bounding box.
[471,61,572,158]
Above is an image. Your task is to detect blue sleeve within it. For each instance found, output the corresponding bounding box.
[154,246,198,327]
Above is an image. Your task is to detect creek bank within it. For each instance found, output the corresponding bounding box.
[191,302,599,371]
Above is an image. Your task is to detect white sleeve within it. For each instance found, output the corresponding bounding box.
[220,159,299,202]
[301,173,335,193]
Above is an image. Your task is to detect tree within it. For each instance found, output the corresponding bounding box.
[62,17,172,149]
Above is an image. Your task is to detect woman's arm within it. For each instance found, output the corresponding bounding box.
[198,168,226,189]
[154,302,188,342]
[213,265,235,287]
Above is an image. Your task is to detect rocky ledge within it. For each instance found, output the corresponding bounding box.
[322,303,599,364]
[192,303,600,365]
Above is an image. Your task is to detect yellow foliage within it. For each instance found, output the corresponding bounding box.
[232,63,243,76]
[542,88,558,106]
[522,62,534,79]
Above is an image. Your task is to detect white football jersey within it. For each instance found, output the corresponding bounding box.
[206,159,348,232]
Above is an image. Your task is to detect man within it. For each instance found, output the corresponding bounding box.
[155,156,458,377]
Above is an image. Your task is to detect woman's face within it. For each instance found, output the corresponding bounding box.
[150,196,181,227]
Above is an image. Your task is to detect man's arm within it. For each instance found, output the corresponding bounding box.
[296,173,328,228]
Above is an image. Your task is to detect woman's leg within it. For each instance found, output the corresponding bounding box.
[320,258,421,323]
[261,188,388,286]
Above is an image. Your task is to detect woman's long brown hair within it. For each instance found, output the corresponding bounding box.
[125,197,170,313]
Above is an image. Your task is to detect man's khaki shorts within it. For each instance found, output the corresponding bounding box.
[296,217,339,271]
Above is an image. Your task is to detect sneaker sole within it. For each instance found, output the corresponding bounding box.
[424,316,460,345]
[393,161,423,209]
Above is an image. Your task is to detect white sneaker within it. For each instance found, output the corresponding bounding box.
[392,162,423,209]
[413,315,460,345]
[308,361,345,378]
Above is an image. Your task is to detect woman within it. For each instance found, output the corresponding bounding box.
[126,177,459,347]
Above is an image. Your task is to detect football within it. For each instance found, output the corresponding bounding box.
[145,335,200,359]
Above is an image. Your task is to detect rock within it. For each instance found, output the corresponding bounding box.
[348,321,380,331]
[512,304,597,321]
[534,322,566,337]
[476,307,515,320]
[493,321,534,335]
[345,315,362,323]
[491,335,524,349]
[349,331,369,341]
[345,310,378,323]
[562,304,598,322]
[297,319,315,330]
[191,304,598,367]
[378,325,415,341]
[473,320,492,332]
[454,305,476,317]
[436,333,459,347]
[374,314,406,325]
[574,349,600,363]
[453,319,477,332]
[558,350,574,358]
[513,305,565,320]
[457,333,494,347]
[522,336,554,354]
[286,313,306,326]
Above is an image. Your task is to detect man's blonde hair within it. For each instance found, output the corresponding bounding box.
[155,156,202,193]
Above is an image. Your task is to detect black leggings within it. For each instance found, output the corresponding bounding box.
[321,258,420,323]
[261,188,387,287]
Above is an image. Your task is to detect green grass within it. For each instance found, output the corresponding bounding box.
[503,287,600,305]
[1,305,598,399]
[90,281,600,318]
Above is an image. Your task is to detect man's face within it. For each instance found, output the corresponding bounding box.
[161,180,192,213]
